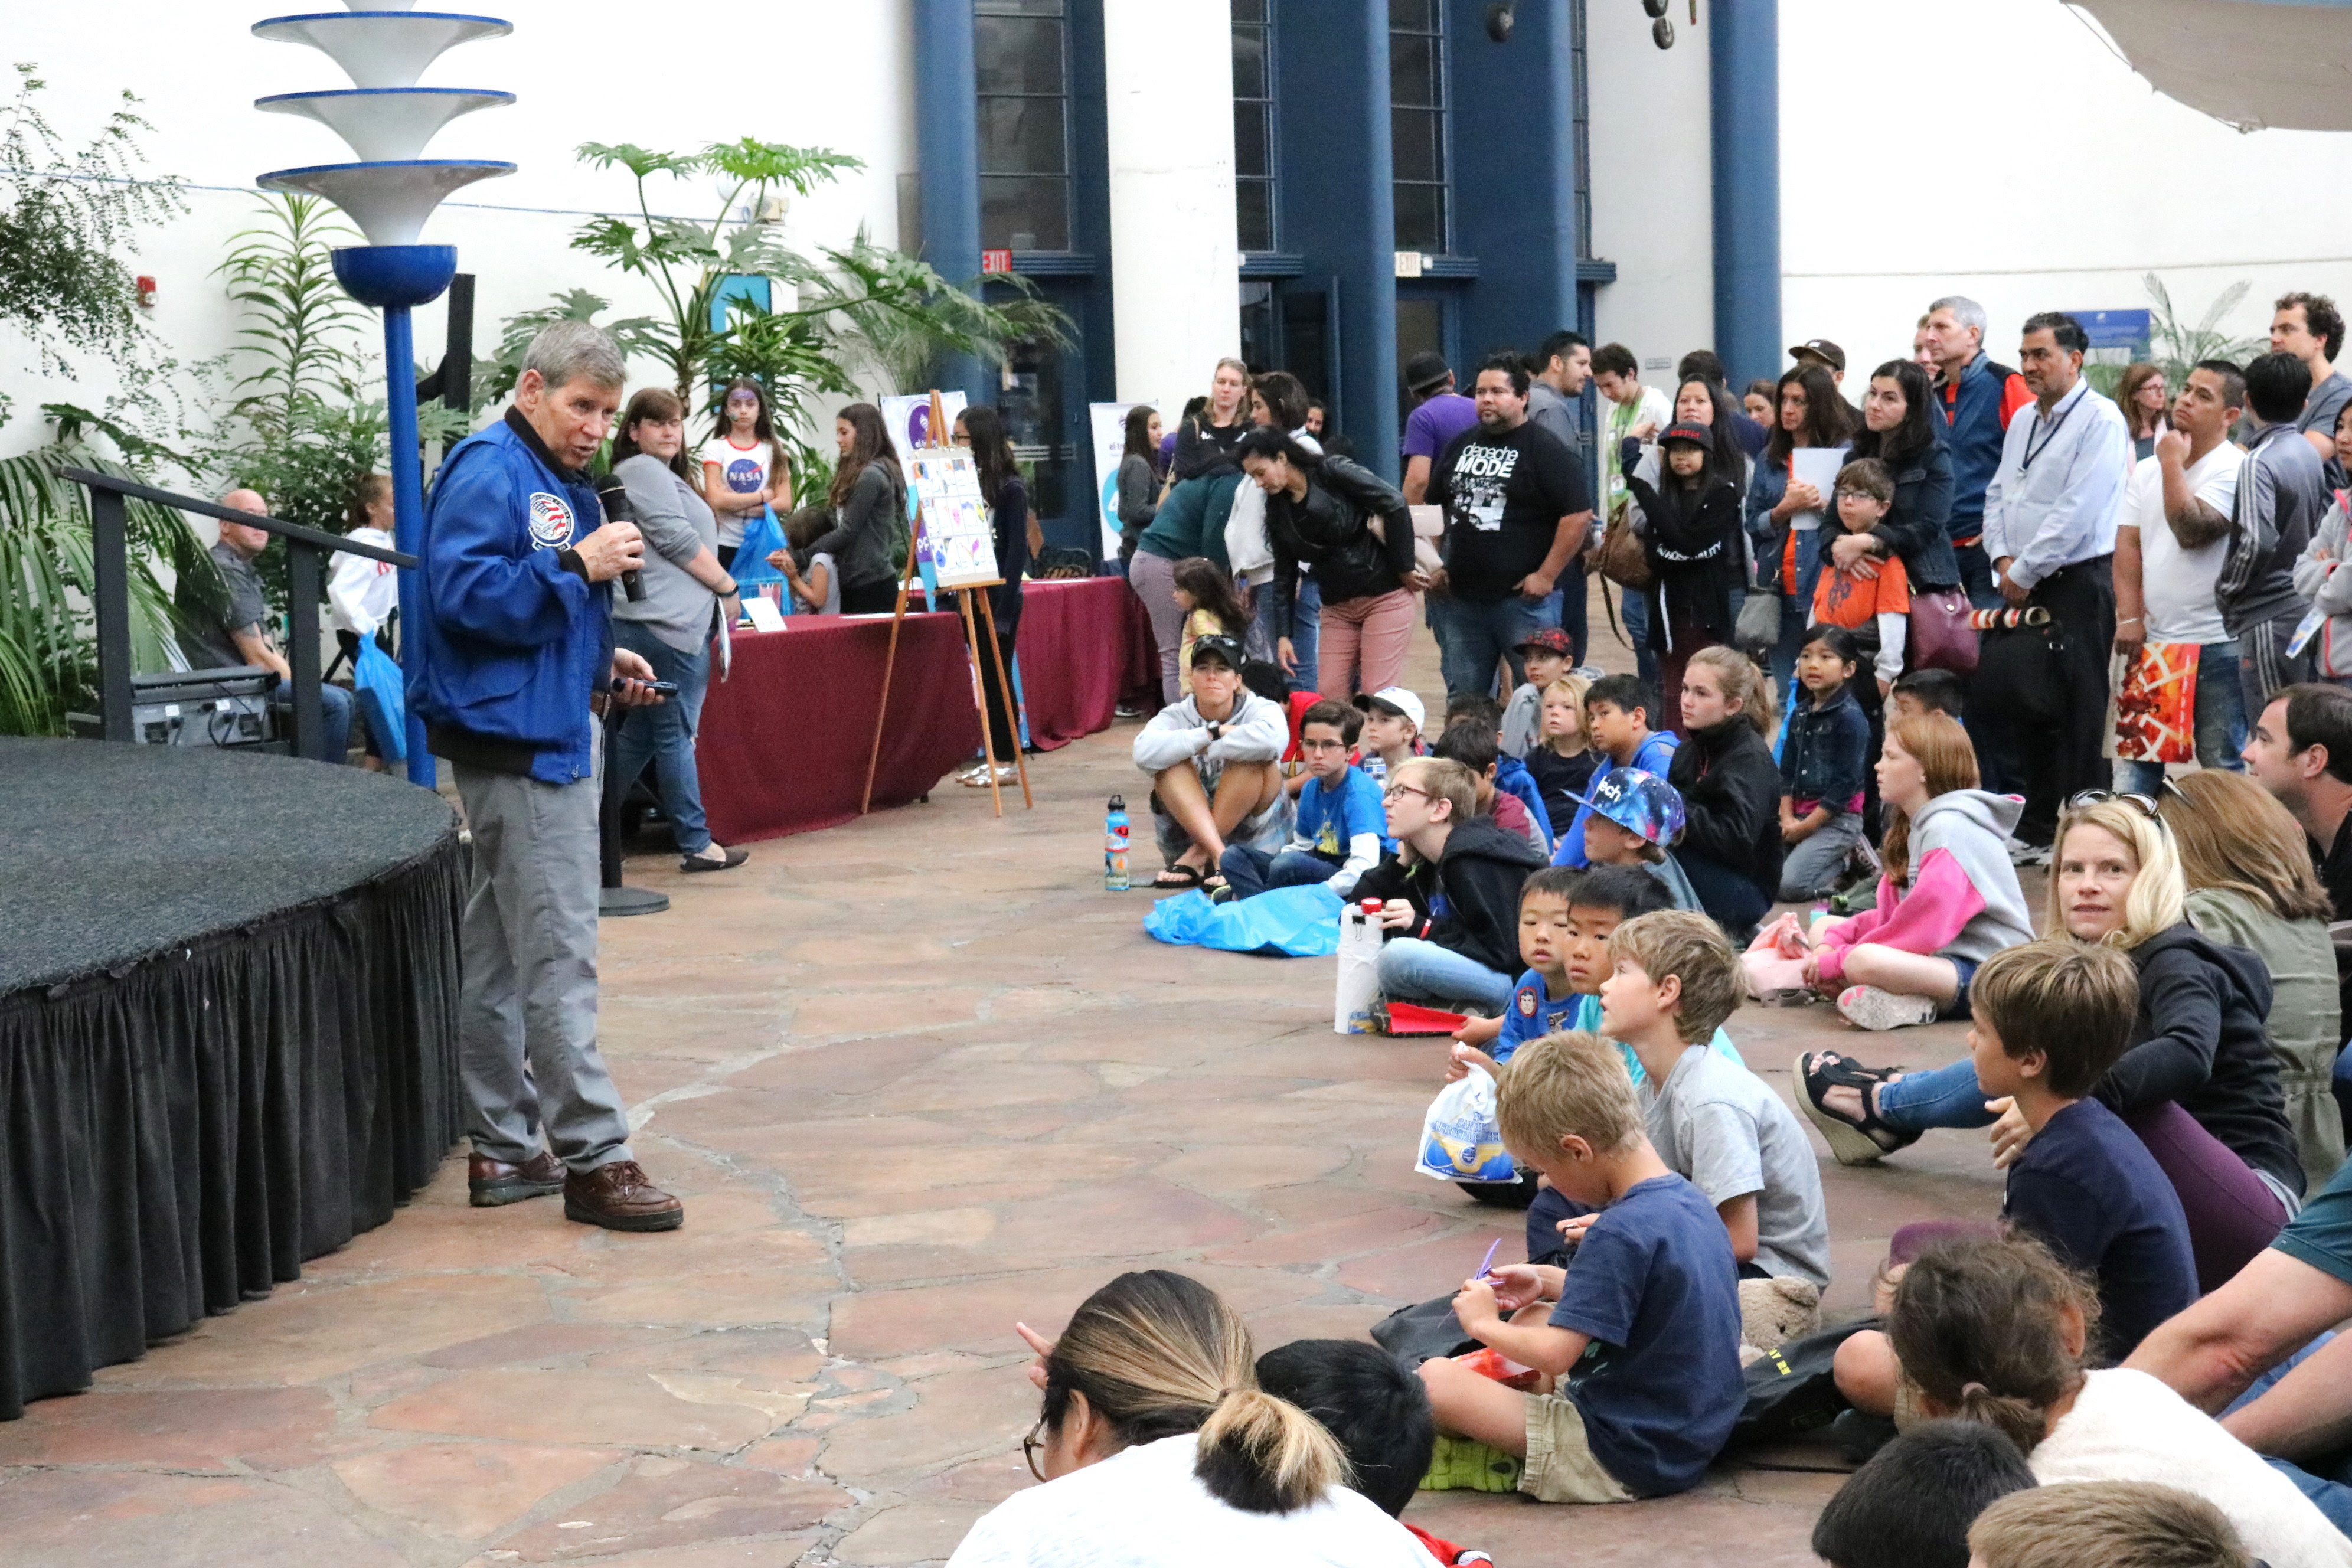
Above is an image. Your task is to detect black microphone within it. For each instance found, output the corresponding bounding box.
[595,477,647,602]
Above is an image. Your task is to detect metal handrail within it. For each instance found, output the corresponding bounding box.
[59,466,417,760]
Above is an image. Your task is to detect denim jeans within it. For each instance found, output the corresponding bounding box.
[1780,811,1864,902]
[610,620,715,855]
[279,677,352,764]
[1616,582,1659,689]
[1288,576,1322,694]
[1218,844,1338,901]
[2118,638,2248,795]
[1766,531,1825,696]
[2223,1331,2352,1536]
[1874,1059,2000,1132]
[1555,561,1589,667]
[1430,593,1544,704]
[1954,539,2003,612]
[1376,936,1515,1014]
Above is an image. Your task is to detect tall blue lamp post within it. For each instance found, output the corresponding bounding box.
[253,2,514,788]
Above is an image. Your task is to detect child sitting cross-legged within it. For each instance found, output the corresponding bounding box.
[1217,699,1385,902]
[1357,757,1545,1017]
[1595,910,1832,1308]
[1571,767,1703,912]
[1353,685,1427,789]
[1255,1338,1488,1567]
[1553,674,1678,869]
[1840,1233,2349,1567]
[1524,673,1598,841]
[1501,628,1577,760]
[1417,1028,1746,1504]
[1778,625,1874,903]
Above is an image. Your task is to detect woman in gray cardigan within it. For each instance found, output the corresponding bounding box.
[812,401,907,613]
[610,388,748,872]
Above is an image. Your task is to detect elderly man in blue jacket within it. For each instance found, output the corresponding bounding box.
[411,321,683,1232]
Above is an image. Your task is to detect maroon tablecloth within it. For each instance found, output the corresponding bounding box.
[697,613,982,844]
[1014,576,1159,750]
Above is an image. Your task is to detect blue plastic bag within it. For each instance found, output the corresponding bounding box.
[1142,883,1342,956]
[732,504,789,594]
[352,635,406,762]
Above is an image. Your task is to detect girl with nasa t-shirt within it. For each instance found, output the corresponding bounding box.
[699,378,791,564]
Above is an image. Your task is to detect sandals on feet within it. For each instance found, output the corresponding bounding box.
[1149,864,1205,891]
[1792,1050,1920,1166]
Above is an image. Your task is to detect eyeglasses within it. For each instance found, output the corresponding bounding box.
[1022,1418,1048,1482]
[1384,784,1429,805]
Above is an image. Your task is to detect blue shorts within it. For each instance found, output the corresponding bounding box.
[1944,955,1978,1020]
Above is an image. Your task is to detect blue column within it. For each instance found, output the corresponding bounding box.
[915,0,984,396]
[384,303,433,785]
[1710,0,1781,387]
[1277,0,1397,479]
[1451,0,1576,358]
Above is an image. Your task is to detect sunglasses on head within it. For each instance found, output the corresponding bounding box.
[2066,782,2181,819]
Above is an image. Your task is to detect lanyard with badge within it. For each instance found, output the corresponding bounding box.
[2018,390,2080,476]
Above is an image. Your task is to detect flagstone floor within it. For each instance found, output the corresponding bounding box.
[0,630,2014,1568]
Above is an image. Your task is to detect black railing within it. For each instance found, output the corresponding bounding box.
[61,468,415,762]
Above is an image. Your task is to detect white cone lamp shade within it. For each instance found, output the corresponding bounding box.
[256,88,512,162]
[251,12,511,90]
[259,159,512,246]
[341,0,418,8]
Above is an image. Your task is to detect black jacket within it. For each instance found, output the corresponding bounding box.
[1269,456,1416,633]
[1628,473,1743,646]
[1355,815,1544,975]
[2099,922,2302,1196]
[1668,715,1785,893]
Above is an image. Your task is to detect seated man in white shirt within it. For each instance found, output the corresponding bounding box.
[2111,362,2249,796]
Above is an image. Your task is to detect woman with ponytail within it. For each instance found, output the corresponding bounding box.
[1848,1234,2348,1568]
[949,1270,1430,1564]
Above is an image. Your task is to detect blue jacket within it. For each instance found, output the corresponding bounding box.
[1553,728,1680,867]
[1779,685,1870,815]
[1745,455,1824,604]
[1939,351,2021,543]
[1495,752,1552,855]
[410,410,615,785]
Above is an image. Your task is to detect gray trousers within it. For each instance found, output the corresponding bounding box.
[1779,809,1864,903]
[453,734,633,1172]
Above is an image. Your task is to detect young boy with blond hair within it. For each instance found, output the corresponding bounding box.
[1598,910,1832,1291]
[1419,1029,1745,1502]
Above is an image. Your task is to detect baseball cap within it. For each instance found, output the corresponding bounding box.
[1568,768,1685,846]
[1660,422,1713,450]
[1789,338,1847,373]
[1353,685,1426,733]
[1514,627,1575,658]
[1188,633,1245,670]
[1402,351,1453,396]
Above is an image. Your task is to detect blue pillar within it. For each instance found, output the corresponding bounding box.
[1710,0,1781,387]
[1451,0,1576,362]
[383,303,434,785]
[1278,0,1397,479]
[915,0,984,396]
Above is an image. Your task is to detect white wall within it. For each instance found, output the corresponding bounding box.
[0,1,915,461]
[1781,0,2352,381]
[1586,0,1715,373]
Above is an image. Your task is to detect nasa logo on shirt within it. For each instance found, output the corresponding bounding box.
[725,456,765,492]
[527,491,575,550]
[1517,986,1538,1018]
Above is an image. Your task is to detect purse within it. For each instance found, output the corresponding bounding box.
[1734,590,1782,656]
[1597,499,1653,590]
[1907,586,1979,675]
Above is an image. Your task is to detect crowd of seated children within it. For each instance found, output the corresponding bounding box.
[1170,556,1248,698]
[1500,628,1577,761]
[1416,1029,1747,1505]
[1554,674,1680,870]
[1354,685,1426,788]
[1432,713,1548,859]
[1523,674,1598,839]
[1216,698,1386,902]
[1795,710,2033,1037]
[1356,757,1547,1016]
[1129,634,1289,893]
[1778,625,1875,903]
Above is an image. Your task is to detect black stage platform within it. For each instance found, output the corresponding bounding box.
[0,738,466,1418]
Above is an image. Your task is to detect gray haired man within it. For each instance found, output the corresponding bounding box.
[411,321,684,1230]
[1924,295,2034,611]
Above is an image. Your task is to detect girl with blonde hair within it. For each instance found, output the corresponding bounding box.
[1798,793,2302,1292]
[948,1270,1430,1565]
[2158,769,2343,1189]
[1792,712,2033,1050]
[1665,646,1784,939]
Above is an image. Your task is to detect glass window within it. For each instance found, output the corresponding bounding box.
[1389,0,1447,254]
[976,0,1070,252]
[1233,4,1275,254]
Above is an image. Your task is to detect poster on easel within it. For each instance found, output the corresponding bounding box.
[906,449,1001,590]
[881,391,969,465]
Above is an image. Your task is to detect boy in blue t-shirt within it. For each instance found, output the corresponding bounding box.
[1834,940,2198,1419]
[1419,1029,1745,1502]
[1554,674,1679,868]
[1217,699,1386,901]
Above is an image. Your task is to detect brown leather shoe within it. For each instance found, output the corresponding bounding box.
[469,1149,564,1207]
[563,1160,685,1232]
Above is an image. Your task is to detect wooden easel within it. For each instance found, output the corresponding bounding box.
[861,390,1034,818]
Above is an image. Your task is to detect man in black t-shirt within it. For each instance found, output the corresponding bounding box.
[1425,354,1593,704]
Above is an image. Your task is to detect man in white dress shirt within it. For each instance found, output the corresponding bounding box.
[1979,312,2133,860]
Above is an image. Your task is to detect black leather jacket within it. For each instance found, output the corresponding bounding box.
[1268,456,1417,635]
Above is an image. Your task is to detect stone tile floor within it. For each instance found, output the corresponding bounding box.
[0,641,2022,1568]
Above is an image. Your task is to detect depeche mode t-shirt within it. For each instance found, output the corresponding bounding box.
[1429,420,1591,602]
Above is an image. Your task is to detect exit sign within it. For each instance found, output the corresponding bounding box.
[981,249,1013,274]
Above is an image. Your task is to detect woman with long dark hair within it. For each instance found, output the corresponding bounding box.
[1835,359,1960,594]
[611,386,747,871]
[1749,364,1857,690]
[1115,403,1164,566]
[1235,425,1414,697]
[698,377,791,570]
[812,401,906,615]
[952,403,1030,786]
